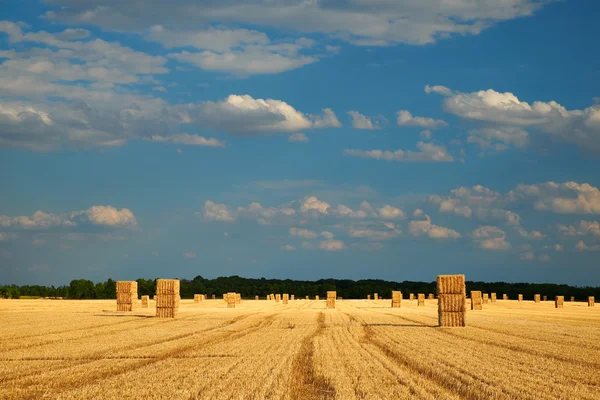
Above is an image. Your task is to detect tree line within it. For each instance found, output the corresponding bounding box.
[1,275,599,300]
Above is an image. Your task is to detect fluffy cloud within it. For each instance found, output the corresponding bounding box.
[430,85,600,152]
[517,228,546,240]
[44,1,547,46]
[471,226,511,250]
[84,206,137,227]
[347,111,387,130]
[150,134,225,147]
[319,239,344,251]
[557,220,600,237]
[576,240,600,251]
[350,226,401,240]
[396,110,447,129]
[289,227,318,239]
[202,200,235,222]
[509,182,600,214]
[377,205,406,220]
[344,141,453,162]
[300,196,331,214]
[0,206,137,230]
[408,214,461,239]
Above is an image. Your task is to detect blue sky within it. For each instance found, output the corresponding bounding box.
[1,0,600,286]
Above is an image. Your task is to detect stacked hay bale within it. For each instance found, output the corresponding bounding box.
[437,274,466,327]
[116,281,138,312]
[428,293,435,300]
[305,295,309,300]
[153,295,156,301]
[491,293,497,302]
[275,294,280,302]
[141,295,149,308]
[255,295,259,300]
[409,293,415,301]
[283,294,289,304]
[223,294,227,301]
[315,295,320,300]
[236,293,241,304]
[194,294,202,303]
[374,293,378,300]
[326,291,336,309]
[555,296,564,308]
[226,292,236,308]
[503,294,508,300]
[291,295,295,301]
[391,291,402,308]
[417,293,425,306]
[483,293,489,304]
[589,296,595,307]
[156,279,180,318]
[471,291,483,310]
[534,294,541,303]
[518,294,523,302]
[543,295,547,301]
[570,296,575,302]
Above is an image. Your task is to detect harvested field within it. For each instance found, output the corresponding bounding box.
[1,299,599,399]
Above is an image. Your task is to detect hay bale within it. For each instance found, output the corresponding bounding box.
[212,294,216,300]
[155,279,180,318]
[194,294,201,304]
[471,291,482,310]
[409,293,414,301]
[305,295,309,300]
[367,294,371,300]
[417,293,425,306]
[483,293,489,304]
[374,293,378,300]
[491,293,497,302]
[518,294,523,302]
[503,294,508,300]
[116,281,138,312]
[543,295,547,301]
[315,295,319,301]
[275,294,280,303]
[236,293,241,304]
[570,296,575,302]
[255,295,259,300]
[223,294,227,301]
[391,291,402,308]
[428,293,435,300]
[291,295,295,301]
[437,275,466,327]
[326,291,336,309]
[226,292,236,308]
[534,294,540,303]
[141,295,149,308]
[283,294,289,304]
[555,296,564,309]
[589,296,595,307]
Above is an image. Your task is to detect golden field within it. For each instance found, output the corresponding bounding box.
[1,298,599,399]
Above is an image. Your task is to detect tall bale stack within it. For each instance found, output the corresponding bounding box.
[409,293,415,301]
[555,296,564,308]
[326,291,336,309]
[141,295,149,308]
[116,281,138,312]
[194,294,202,303]
[156,279,180,318]
[391,291,402,308]
[223,294,227,301]
[417,293,425,306]
[374,293,379,300]
[543,295,547,301]
[226,292,236,308]
[503,294,508,300]
[483,293,489,304]
[491,293,497,302]
[570,296,575,302]
[291,295,295,301]
[534,294,541,303]
[471,291,482,310]
[518,294,523,302]
[589,296,595,307]
[315,295,319,300]
[236,293,241,304]
[437,275,466,327]
[275,294,280,302]
[283,294,289,304]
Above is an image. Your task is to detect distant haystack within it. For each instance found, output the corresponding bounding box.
[291,295,295,301]
[417,293,425,306]
[437,275,466,327]
[391,291,402,308]
[374,293,378,300]
[428,293,435,300]
[518,294,523,302]
[227,292,236,308]
[255,295,259,300]
[116,281,138,312]
[483,293,489,304]
[491,293,497,302]
[503,294,508,300]
[367,295,371,300]
[570,296,575,302]
[534,294,540,303]
[305,295,309,300]
[543,295,547,301]
[315,295,320,301]
[283,294,289,304]
[141,295,149,309]
[409,293,414,301]
[589,296,595,307]
[275,294,280,303]
[212,294,216,300]
[555,296,564,309]
[194,294,202,304]
[471,291,482,311]
[156,279,180,318]
[326,291,336,309]
[236,293,241,304]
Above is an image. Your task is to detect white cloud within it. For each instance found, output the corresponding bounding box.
[0,206,137,230]
[420,129,432,140]
[575,240,600,251]
[468,127,529,149]
[408,214,461,239]
[0,232,17,241]
[147,25,269,52]
[471,226,511,250]
[397,110,447,129]
[183,252,197,259]
[350,227,401,241]
[289,133,309,142]
[557,220,600,237]
[289,227,317,239]
[509,182,600,214]
[332,204,368,219]
[347,111,387,130]
[377,205,406,220]
[150,133,225,147]
[319,239,344,251]
[517,228,546,240]
[424,85,454,96]
[84,206,137,227]
[202,200,234,222]
[300,196,331,214]
[321,231,335,240]
[344,141,453,162]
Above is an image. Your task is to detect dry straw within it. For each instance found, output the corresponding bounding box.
[227,292,236,308]
[255,295,259,300]
[367,294,371,300]
[483,293,489,304]
[409,293,415,301]
[374,293,379,300]
[326,291,336,309]
[275,294,280,302]
[212,295,216,300]
[194,294,201,304]
[116,281,138,312]
[518,294,523,302]
[315,295,320,301]
[236,293,241,304]
[503,294,508,300]
[155,279,180,318]
[570,296,575,302]
[534,294,540,303]
[417,293,425,306]
[543,295,547,301]
[305,295,309,300]
[491,293,497,302]
[555,296,564,308]
[471,291,482,311]
[428,293,435,300]
[437,275,466,327]
[283,294,289,304]
[589,296,595,307]
[291,295,295,301]
[141,295,149,308]
[391,291,402,308]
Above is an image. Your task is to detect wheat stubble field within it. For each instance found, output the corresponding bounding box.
[1,299,599,399]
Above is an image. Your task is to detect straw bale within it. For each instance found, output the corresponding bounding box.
[490,293,497,302]
[518,294,523,302]
[291,295,295,301]
[326,291,336,309]
[589,296,595,307]
[116,303,133,312]
[211,295,215,300]
[543,295,547,301]
[555,296,564,308]
[141,295,149,308]
[156,308,177,318]
[438,312,466,327]
[117,292,135,304]
[374,293,378,300]
[428,293,435,300]
[570,296,575,302]
[236,293,241,304]
[315,295,319,301]
[391,291,402,308]
[193,294,200,304]
[436,275,465,294]
[534,294,540,303]
[255,295,259,300]
[409,293,414,301]
[417,293,425,306]
[156,279,180,295]
[283,294,289,304]
[275,294,280,302]
[483,293,489,304]
[438,294,466,312]
[367,295,371,300]
[471,291,482,310]
[503,294,508,300]
[226,292,236,308]
[156,294,179,308]
[305,296,309,300]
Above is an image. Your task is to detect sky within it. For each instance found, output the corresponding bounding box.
[1,0,600,286]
